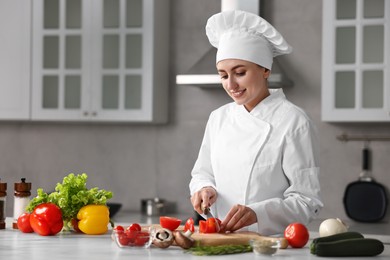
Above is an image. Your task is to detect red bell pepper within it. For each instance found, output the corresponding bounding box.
[30,202,63,236]
[199,218,221,233]
[184,217,195,233]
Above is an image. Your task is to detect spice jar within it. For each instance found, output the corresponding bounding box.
[0,179,7,229]
[13,178,31,229]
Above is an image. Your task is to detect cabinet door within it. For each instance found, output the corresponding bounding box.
[0,0,31,120]
[31,0,88,121]
[31,0,169,123]
[322,0,390,122]
[90,0,150,121]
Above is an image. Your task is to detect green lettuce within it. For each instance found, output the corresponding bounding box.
[26,173,113,229]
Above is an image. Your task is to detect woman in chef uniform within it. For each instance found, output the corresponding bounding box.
[189,10,323,236]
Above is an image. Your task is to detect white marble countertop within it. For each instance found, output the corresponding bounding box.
[0,213,389,260]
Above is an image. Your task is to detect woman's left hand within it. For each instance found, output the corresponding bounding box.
[219,204,257,232]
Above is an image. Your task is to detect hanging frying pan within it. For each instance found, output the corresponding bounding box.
[343,147,388,222]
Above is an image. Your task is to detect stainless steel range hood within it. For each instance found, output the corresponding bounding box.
[175,0,293,89]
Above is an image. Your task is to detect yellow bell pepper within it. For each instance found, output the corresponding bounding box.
[77,205,110,235]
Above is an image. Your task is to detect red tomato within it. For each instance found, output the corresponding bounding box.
[29,203,63,236]
[71,218,82,233]
[114,225,125,232]
[184,217,195,233]
[159,216,181,231]
[134,231,150,246]
[118,232,131,246]
[128,223,141,232]
[284,223,309,248]
[17,212,34,233]
[199,218,221,233]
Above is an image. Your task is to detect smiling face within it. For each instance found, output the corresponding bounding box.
[217,59,270,112]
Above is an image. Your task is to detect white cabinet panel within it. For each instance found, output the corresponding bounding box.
[0,0,31,120]
[0,0,169,123]
[322,0,390,122]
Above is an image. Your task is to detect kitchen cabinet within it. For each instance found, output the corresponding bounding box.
[0,0,169,123]
[0,0,31,120]
[322,0,390,122]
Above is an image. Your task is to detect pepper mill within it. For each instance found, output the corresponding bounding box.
[0,179,7,229]
[13,178,31,229]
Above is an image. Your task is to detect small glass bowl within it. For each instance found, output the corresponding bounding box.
[112,228,152,249]
[250,239,281,256]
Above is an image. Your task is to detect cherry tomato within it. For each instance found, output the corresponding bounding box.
[29,203,63,236]
[117,232,131,246]
[159,216,181,231]
[114,225,125,232]
[134,231,150,246]
[128,223,141,232]
[199,218,221,233]
[284,222,309,248]
[184,217,195,233]
[71,218,82,233]
[17,212,34,233]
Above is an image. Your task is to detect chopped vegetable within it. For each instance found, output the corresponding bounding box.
[77,204,110,235]
[26,173,113,230]
[184,217,195,233]
[159,216,182,231]
[199,218,221,233]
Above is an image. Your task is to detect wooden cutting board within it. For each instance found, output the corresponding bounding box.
[147,225,288,249]
[190,231,288,249]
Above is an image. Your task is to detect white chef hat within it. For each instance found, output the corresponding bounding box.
[206,10,292,70]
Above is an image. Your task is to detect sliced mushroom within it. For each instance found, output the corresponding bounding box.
[173,230,195,249]
[152,228,174,248]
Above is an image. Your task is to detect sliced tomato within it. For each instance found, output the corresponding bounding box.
[184,217,195,233]
[159,216,182,231]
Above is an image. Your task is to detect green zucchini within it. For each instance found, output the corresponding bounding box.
[310,231,364,254]
[315,238,384,257]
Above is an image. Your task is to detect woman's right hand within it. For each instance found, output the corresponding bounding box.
[190,186,217,215]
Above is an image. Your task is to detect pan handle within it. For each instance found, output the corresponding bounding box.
[362,147,369,171]
[360,147,373,181]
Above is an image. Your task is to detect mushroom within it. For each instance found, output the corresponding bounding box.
[152,228,174,248]
[173,230,195,249]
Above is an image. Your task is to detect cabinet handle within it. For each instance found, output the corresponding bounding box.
[92,111,97,117]
[83,111,89,116]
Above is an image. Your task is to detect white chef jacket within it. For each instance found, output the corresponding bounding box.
[189,89,323,235]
